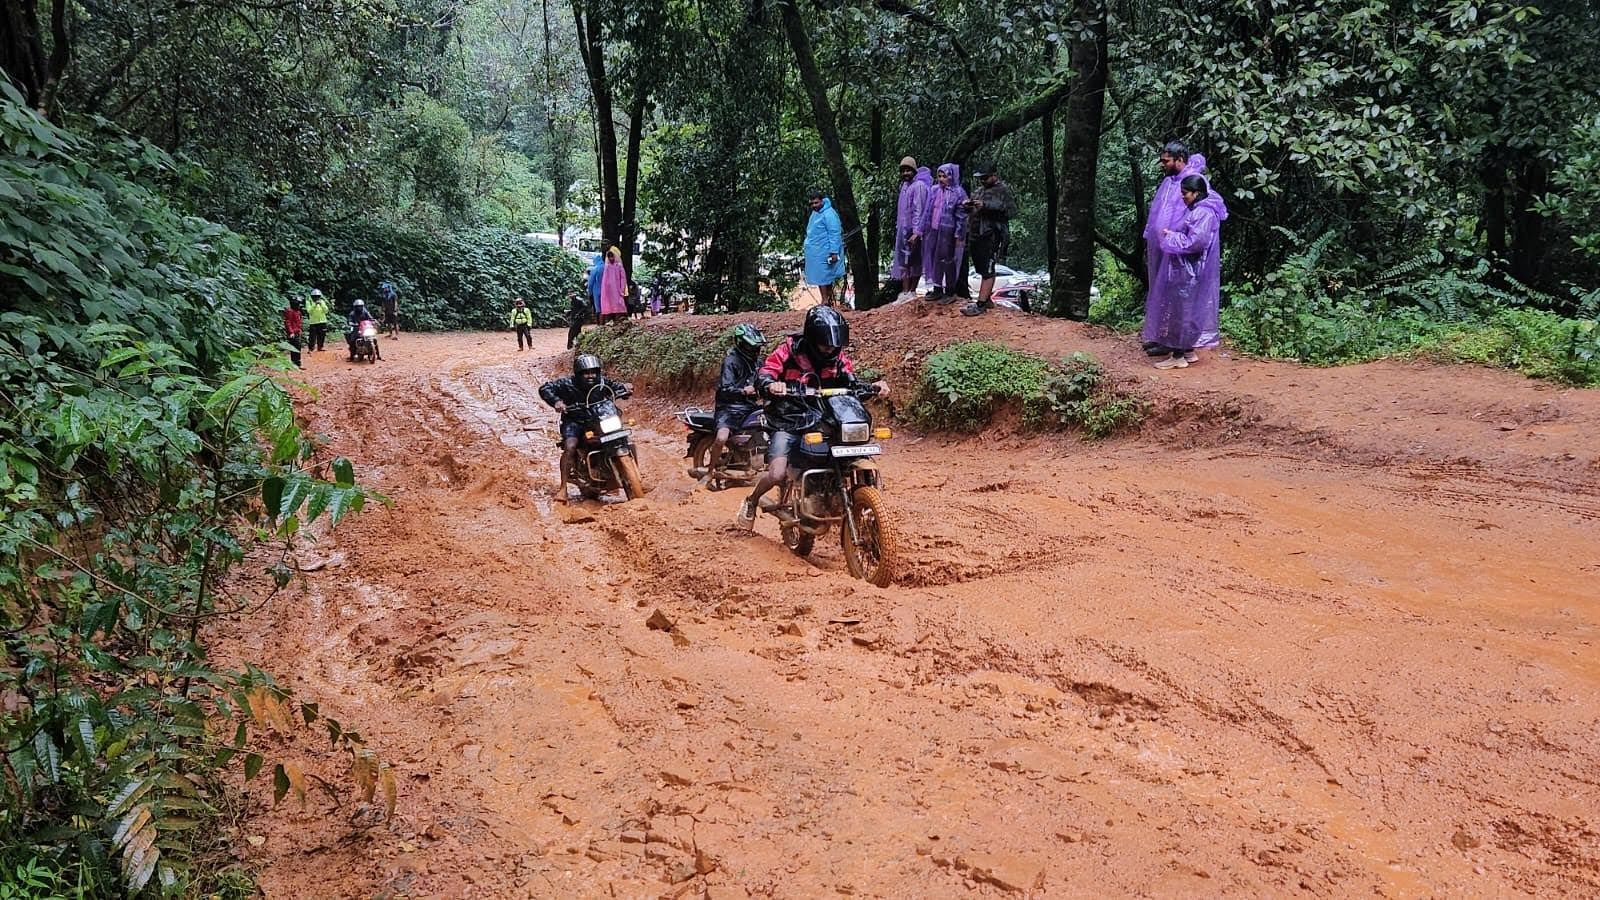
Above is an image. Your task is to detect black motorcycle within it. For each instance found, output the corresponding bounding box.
[759,384,898,587]
[560,385,646,501]
[678,406,769,491]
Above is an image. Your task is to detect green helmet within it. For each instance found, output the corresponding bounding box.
[732,323,765,354]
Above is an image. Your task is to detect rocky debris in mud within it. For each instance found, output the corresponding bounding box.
[660,767,697,787]
[850,632,883,648]
[646,609,675,631]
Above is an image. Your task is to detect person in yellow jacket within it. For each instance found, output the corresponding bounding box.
[305,289,331,351]
[509,297,536,351]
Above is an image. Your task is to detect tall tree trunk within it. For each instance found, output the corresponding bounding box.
[573,0,622,249]
[867,105,883,303]
[1042,106,1058,277]
[1125,136,1149,287]
[1508,154,1549,289]
[620,84,648,278]
[778,0,874,301]
[1051,0,1108,320]
[541,0,572,245]
[0,0,67,114]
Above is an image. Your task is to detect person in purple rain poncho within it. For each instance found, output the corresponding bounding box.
[1142,142,1228,358]
[1149,175,1223,370]
[920,163,968,304]
[891,157,933,297]
[803,190,846,306]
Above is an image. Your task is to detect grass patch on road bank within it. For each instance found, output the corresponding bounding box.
[907,342,1145,438]
[574,322,739,391]
[577,327,1144,439]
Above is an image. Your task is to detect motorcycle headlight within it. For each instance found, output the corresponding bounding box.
[598,414,624,433]
[840,422,869,444]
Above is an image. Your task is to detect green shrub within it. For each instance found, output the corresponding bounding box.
[2,88,388,896]
[265,222,588,330]
[1089,250,1144,331]
[1028,352,1147,438]
[907,341,1050,431]
[575,324,740,391]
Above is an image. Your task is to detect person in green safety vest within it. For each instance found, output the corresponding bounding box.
[305,289,331,352]
[509,297,535,351]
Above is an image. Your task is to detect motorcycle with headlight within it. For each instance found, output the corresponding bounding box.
[760,383,898,586]
[560,384,646,501]
[349,320,381,363]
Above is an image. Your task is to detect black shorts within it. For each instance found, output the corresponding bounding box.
[559,419,585,442]
[714,403,759,433]
[766,429,798,463]
[970,233,1000,279]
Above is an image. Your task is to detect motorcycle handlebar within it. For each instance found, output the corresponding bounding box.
[779,384,879,398]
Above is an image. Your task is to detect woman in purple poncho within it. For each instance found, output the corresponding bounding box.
[1150,175,1222,370]
[920,163,968,303]
[891,159,933,295]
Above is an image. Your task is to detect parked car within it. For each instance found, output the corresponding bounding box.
[979,268,1099,313]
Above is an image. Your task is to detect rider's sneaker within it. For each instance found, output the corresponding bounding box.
[688,466,708,479]
[735,498,757,530]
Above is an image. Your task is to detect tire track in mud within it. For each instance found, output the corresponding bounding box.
[218,331,1600,899]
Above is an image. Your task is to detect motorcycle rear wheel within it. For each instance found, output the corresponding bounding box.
[842,485,898,587]
[781,521,815,557]
[616,453,646,500]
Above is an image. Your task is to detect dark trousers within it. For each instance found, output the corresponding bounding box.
[516,324,533,350]
[566,308,587,349]
[309,323,327,351]
[288,333,302,368]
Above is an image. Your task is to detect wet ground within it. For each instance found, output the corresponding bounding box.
[215,307,1600,898]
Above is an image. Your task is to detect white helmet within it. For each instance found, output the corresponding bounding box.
[353,298,365,307]
[310,288,323,297]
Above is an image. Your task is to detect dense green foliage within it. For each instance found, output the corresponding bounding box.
[907,342,1142,436]
[266,224,587,330]
[1,91,388,896]
[574,323,746,391]
[908,342,1051,432]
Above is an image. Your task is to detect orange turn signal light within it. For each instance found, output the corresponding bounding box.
[802,432,824,445]
[872,427,893,440]
[584,431,595,440]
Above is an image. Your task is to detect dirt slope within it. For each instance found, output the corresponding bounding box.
[214,309,1600,899]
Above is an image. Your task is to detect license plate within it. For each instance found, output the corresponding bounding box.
[599,430,631,443]
[831,444,880,458]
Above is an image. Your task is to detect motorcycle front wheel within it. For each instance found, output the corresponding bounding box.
[615,453,646,500]
[842,485,898,587]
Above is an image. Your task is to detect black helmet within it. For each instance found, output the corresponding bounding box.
[574,353,603,378]
[732,323,765,354]
[803,305,848,361]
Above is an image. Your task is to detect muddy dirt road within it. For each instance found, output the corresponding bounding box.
[219,314,1600,898]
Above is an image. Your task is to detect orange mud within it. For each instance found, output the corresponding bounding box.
[213,306,1600,898]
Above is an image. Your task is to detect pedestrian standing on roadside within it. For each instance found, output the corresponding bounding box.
[283,297,304,368]
[587,252,605,318]
[305,288,330,351]
[566,287,589,350]
[1142,142,1228,358]
[1149,174,1223,370]
[961,162,1019,318]
[803,190,845,307]
[509,297,535,351]
[920,163,968,304]
[598,246,629,324]
[891,158,933,299]
[378,280,400,338]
